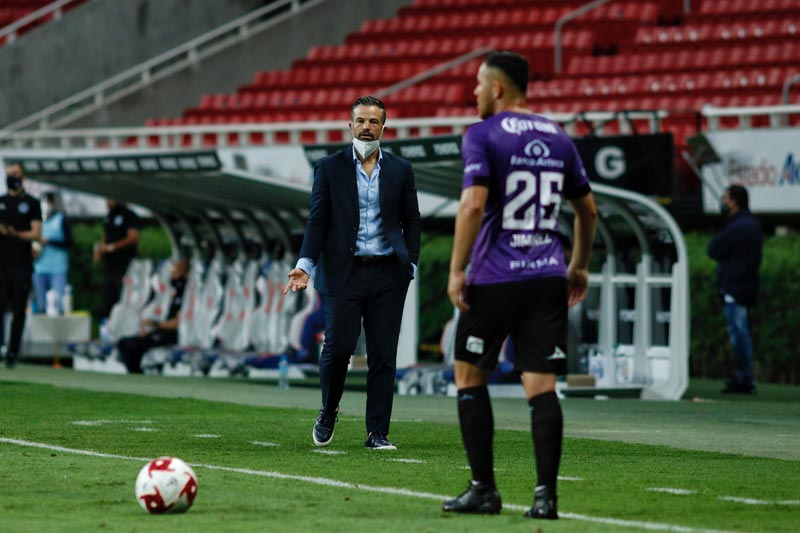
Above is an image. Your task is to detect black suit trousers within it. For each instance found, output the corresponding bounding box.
[319,260,410,435]
[0,265,32,355]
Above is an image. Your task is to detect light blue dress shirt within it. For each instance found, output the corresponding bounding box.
[296,146,416,278]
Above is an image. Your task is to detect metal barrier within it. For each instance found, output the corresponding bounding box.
[0,111,667,150]
[0,0,81,45]
[701,103,800,130]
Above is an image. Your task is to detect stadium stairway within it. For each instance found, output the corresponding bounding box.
[0,0,313,128]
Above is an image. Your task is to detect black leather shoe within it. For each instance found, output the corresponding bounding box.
[524,485,558,519]
[364,432,396,450]
[722,381,755,394]
[442,482,502,514]
[312,409,337,447]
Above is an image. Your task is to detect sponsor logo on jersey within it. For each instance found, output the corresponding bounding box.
[524,139,550,158]
[509,233,553,248]
[510,154,564,169]
[466,335,484,355]
[464,162,483,175]
[114,215,124,226]
[546,346,567,360]
[509,256,560,271]
[18,202,29,214]
[501,117,558,135]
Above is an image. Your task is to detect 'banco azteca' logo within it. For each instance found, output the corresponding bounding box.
[524,139,550,158]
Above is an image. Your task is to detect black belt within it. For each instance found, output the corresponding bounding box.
[353,255,394,265]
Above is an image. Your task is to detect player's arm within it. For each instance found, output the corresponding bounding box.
[105,228,140,253]
[448,185,488,311]
[157,316,179,331]
[12,220,42,242]
[566,192,598,306]
[284,162,330,294]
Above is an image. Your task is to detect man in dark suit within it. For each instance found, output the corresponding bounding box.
[284,96,421,450]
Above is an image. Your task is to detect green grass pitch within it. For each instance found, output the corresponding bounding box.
[1,365,799,532]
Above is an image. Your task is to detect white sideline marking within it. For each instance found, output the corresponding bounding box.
[250,441,280,447]
[777,434,800,437]
[313,449,345,455]
[193,434,221,439]
[648,488,698,495]
[388,458,424,464]
[719,496,800,506]
[558,476,584,482]
[460,466,504,471]
[0,437,744,533]
[578,429,663,434]
[130,427,158,432]
[71,419,153,426]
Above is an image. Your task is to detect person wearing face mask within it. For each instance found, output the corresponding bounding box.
[284,96,421,450]
[94,199,141,319]
[0,163,42,368]
[708,184,762,394]
[116,255,189,373]
[33,192,73,315]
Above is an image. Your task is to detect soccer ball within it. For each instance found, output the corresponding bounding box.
[135,456,198,514]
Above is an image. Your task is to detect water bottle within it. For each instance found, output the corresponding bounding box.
[99,318,111,343]
[62,285,73,314]
[46,289,60,316]
[278,354,290,389]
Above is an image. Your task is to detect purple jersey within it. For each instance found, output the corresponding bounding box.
[461,111,591,286]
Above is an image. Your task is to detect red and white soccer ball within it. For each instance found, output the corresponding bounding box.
[135,456,198,514]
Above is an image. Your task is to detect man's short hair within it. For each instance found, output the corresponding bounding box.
[484,50,529,95]
[5,162,24,176]
[351,95,386,123]
[728,184,749,210]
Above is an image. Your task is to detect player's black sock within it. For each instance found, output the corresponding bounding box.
[529,391,563,489]
[457,385,494,485]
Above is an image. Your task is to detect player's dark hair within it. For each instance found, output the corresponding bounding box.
[727,184,749,210]
[5,162,24,176]
[484,51,529,95]
[352,96,386,123]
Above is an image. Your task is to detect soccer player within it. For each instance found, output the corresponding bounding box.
[442,51,597,519]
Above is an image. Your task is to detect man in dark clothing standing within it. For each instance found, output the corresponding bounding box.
[0,163,42,368]
[708,184,762,394]
[94,199,140,318]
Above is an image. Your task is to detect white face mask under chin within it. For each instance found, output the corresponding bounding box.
[353,137,380,159]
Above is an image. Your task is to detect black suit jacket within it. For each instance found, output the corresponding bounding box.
[299,148,421,296]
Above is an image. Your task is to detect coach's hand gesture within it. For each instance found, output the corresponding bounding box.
[284,268,309,294]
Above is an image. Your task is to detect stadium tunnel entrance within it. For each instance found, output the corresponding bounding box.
[2,134,688,400]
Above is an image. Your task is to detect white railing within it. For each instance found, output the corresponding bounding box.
[2,0,326,132]
[0,111,668,150]
[554,0,613,74]
[782,74,800,105]
[0,0,81,45]
[702,103,800,129]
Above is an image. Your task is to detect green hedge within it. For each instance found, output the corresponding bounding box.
[686,232,800,384]
[69,222,172,319]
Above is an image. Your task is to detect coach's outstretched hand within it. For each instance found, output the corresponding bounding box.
[283,268,309,294]
[566,263,589,307]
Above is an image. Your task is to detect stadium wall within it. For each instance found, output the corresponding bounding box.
[0,0,270,127]
[52,0,414,128]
